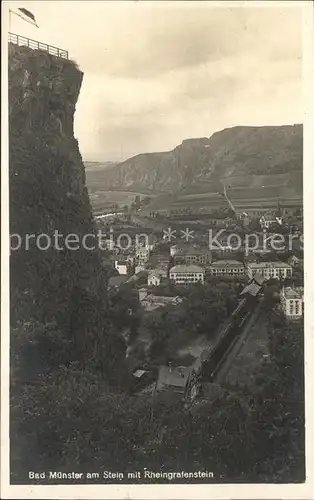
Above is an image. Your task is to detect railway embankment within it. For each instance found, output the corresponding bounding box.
[214,302,264,385]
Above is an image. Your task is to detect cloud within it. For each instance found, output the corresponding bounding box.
[8,1,302,161]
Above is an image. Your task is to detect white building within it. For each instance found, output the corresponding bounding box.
[148,269,167,286]
[260,214,282,229]
[247,261,292,280]
[169,265,204,285]
[210,260,245,276]
[170,244,177,257]
[114,260,129,275]
[281,286,304,319]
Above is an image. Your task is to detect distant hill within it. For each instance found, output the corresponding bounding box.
[93,125,303,199]
[84,161,117,170]
[84,161,118,193]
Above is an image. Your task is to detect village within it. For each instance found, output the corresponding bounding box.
[96,204,304,404]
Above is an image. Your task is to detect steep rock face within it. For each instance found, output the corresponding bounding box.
[94,125,302,197]
[95,137,213,193]
[9,45,122,373]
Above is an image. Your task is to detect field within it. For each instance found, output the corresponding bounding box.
[88,186,303,217]
[85,167,302,217]
[88,190,159,215]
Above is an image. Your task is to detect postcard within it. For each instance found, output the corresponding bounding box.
[1,1,313,499]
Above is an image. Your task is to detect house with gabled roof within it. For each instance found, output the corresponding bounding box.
[281,286,304,319]
[147,268,168,286]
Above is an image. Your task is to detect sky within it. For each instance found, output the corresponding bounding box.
[6,1,303,162]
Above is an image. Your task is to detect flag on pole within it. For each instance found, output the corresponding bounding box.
[10,7,39,27]
[18,8,38,24]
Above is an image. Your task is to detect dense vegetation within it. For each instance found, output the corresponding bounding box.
[145,282,239,362]
[107,280,242,365]
[11,307,304,483]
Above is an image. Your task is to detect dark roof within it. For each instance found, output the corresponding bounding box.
[175,243,208,255]
[151,253,170,260]
[170,264,204,273]
[251,273,266,285]
[240,282,261,297]
[148,269,167,278]
[156,365,191,391]
[127,270,148,282]
[210,260,244,267]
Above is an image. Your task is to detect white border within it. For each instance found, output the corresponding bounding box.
[1,1,314,499]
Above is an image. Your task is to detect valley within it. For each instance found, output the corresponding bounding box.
[85,124,303,217]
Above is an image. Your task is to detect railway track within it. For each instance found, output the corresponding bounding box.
[213,305,261,384]
[200,296,260,383]
[210,311,252,381]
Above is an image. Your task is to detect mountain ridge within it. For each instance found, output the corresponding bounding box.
[87,124,303,198]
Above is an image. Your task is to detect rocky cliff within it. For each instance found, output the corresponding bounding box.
[9,45,123,376]
[92,125,303,198]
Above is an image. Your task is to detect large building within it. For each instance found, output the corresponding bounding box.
[280,286,304,319]
[139,289,182,311]
[247,261,292,280]
[169,265,204,285]
[209,260,245,276]
[136,245,150,265]
[171,243,211,266]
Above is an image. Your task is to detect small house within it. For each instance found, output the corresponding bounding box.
[147,269,167,286]
[155,364,200,403]
[114,260,129,275]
